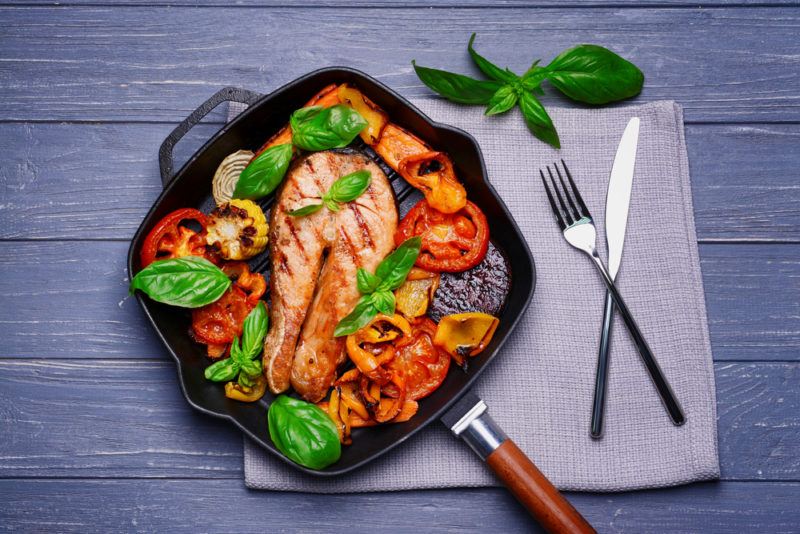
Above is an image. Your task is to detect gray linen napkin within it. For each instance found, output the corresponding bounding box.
[230,99,720,492]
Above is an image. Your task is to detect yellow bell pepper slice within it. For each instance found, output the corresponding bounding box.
[433,312,499,360]
[395,268,440,319]
[224,375,267,402]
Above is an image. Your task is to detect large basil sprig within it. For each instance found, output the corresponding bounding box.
[129,256,231,308]
[229,105,368,202]
[233,143,293,200]
[543,45,644,105]
[289,170,372,216]
[334,236,422,337]
[204,301,268,384]
[290,105,368,151]
[268,394,341,470]
[413,33,644,149]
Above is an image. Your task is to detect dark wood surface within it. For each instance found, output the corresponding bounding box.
[1,1,799,532]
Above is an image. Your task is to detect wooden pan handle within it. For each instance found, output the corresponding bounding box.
[486,440,595,534]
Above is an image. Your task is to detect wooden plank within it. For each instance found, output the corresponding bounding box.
[1,241,797,360]
[0,479,798,533]
[0,359,797,480]
[4,0,800,6]
[701,244,800,360]
[2,122,799,241]
[1,7,799,123]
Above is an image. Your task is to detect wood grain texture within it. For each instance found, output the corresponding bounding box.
[0,479,799,533]
[2,241,796,360]
[0,7,799,123]
[2,123,799,241]
[0,360,796,481]
[4,0,800,6]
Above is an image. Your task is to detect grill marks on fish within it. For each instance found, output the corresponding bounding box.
[262,150,398,401]
[348,203,374,249]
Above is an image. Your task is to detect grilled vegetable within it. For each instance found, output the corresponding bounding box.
[385,317,450,400]
[212,150,254,205]
[373,123,430,172]
[205,199,268,260]
[433,312,499,364]
[224,375,267,402]
[346,313,410,383]
[140,208,209,268]
[398,151,467,214]
[374,124,467,213]
[395,199,489,273]
[337,84,389,145]
[394,268,440,319]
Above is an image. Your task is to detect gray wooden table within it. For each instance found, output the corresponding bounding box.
[1,2,799,532]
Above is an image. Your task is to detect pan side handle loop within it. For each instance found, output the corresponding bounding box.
[159,87,263,188]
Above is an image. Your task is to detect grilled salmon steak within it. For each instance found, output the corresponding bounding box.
[263,150,398,402]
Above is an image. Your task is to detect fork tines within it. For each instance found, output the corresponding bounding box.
[540,160,591,230]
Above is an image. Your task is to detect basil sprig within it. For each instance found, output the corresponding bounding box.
[233,143,293,200]
[290,105,368,152]
[268,395,341,470]
[130,256,231,308]
[412,33,644,149]
[334,236,422,337]
[204,301,268,384]
[289,170,372,216]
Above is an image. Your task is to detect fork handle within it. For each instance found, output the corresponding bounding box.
[588,253,686,426]
[590,290,615,439]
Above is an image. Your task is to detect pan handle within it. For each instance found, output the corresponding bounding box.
[158,86,263,188]
[452,402,595,533]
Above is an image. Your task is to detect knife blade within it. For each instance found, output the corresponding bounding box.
[590,117,640,439]
[606,117,640,279]
[441,391,595,532]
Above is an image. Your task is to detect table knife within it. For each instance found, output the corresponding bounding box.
[441,391,595,533]
[590,117,640,439]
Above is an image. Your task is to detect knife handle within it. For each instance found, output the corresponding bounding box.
[456,409,595,533]
[486,439,596,534]
[590,290,615,439]
[589,252,686,426]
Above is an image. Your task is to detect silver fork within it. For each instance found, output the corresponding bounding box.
[540,160,685,426]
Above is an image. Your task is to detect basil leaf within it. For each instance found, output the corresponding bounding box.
[288,203,324,217]
[233,143,293,200]
[229,336,245,364]
[372,290,395,317]
[268,395,341,470]
[334,295,379,337]
[238,371,255,388]
[356,268,381,295]
[239,357,262,378]
[375,236,422,291]
[130,256,231,308]
[204,358,240,382]
[240,301,268,359]
[468,33,517,84]
[324,198,340,213]
[485,85,518,116]
[412,61,502,105]
[519,92,561,149]
[325,170,371,204]
[290,105,367,151]
[544,44,644,105]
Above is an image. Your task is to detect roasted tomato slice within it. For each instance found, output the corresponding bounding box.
[395,199,489,273]
[191,264,266,357]
[191,286,254,348]
[140,208,208,267]
[384,318,451,401]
